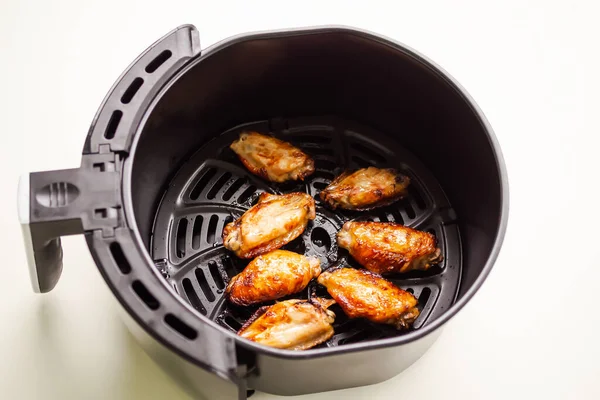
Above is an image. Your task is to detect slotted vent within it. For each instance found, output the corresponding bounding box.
[192,216,203,249]
[190,168,217,200]
[164,314,197,340]
[183,278,207,315]
[121,77,144,104]
[350,141,387,165]
[104,110,122,139]
[207,172,232,200]
[132,280,160,310]
[176,218,188,258]
[145,50,172,73]
[110,242,131,274]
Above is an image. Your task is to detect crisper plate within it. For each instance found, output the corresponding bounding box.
[151,116,462,348]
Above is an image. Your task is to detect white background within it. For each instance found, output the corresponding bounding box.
[1,0,599,399]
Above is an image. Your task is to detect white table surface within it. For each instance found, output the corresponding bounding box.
[2,1,599,399]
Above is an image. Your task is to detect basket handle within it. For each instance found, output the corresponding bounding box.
[18,156,120,293]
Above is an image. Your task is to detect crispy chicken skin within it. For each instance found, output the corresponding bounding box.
[337,221,442,274]
[222,192,316,259]
[319,167,410,211]
[226,250,322,306]
[238,298,336,350]
[318,267,419,330]
[230,132,315,183]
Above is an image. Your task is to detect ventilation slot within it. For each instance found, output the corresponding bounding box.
[195,269,216,302]
[350,142,387,164]
[404,202,416,219]
[221,256,238,279]
[308,147,335,157]
[110,242,131,274]
[313,170,335,181]
[391,210,405,225]
[317,159,337,172]
[121,77,144,104]
[352,156,371,168]
[182,278,206,315]
[176,219,188,258]
[419,287,432,308]
[191,216,203,249]
[190,168,217,200]
[164,314,197,340]
[222,178,247,201]
[224,315,243,331]
[288,134,331,144]
[313,181,329,190]
[132,280,160,310]
[411,187,427,210]
[104,110,122,139]
[208,261,225,290]
[339,330,372,345]
[207,172,232,200]
[145,50,172,73]
[237,185,257,204]
[206,215,219,244]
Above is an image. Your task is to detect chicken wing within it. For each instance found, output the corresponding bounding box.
[317,267,419,330]
[337,221,442,274]
[230,132,315,183]
[223,192,316,259]
[319,167,410,210]
[238,298,336,350]
[226,250,321,306]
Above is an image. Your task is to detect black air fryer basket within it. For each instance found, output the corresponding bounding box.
[18,25,508,399]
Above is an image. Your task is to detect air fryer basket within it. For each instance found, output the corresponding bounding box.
[19,25,508,399]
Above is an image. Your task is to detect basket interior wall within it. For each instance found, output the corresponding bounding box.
[131,31,503,315]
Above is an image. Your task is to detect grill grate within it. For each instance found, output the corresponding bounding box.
[151,117,462,347]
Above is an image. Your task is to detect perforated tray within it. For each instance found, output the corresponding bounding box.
[151,116,462,347]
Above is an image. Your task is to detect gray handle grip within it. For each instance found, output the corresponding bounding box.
[18,173,81,293]
[18,160,120,293]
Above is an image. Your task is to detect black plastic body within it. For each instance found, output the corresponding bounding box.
[22,24,508,399]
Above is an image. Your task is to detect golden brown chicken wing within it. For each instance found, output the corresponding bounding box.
[238,298,336,350]
[230,132,315,183]
[222,192,316,259]
[337,221,442,274]
[318,267,419,330]
[319,167,410,210]
[226,250,321,306]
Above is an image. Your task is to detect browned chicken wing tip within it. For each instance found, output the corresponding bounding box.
[222,192,316,259]
[319,167,410,211]
[337,221,442,274]
[230,132,315,183]
[226,250,321,306]
[318,267,419,330]
[238,298,336,350]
